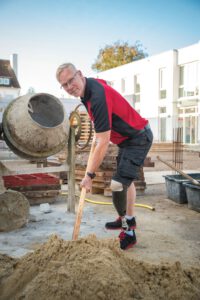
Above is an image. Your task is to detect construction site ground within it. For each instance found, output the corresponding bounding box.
[0,149,200,299]
[0,149,200,268]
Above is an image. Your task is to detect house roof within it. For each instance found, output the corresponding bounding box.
[0,59,20,88]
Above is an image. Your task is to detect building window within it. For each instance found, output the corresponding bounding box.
[179,62,199,98]
[0,77,10,85]
[177,106,198,144]
[159,68,167,99]
[159,106,166,114]
[135,74,140,93]
[134,74,140,102]
[160,117,166,141]
[121,78,125,93]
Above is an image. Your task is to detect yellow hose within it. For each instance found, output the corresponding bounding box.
[61,192,155,211]
[85,198,155,210]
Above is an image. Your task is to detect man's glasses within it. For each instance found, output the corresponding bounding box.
[60,71,79,89]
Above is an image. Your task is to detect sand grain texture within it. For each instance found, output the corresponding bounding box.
[0,235,200,300]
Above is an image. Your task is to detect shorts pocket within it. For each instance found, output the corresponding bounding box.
[118,153,141,179]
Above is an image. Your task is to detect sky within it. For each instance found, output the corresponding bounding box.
[1,0,200,98]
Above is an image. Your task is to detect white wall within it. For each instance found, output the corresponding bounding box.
[97,50,176,141]
[178,42,200,64]
[96,42,200,144]
[0,87,20,122]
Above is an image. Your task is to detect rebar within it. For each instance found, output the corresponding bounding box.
[172,127,183,174]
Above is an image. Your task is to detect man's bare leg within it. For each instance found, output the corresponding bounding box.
[126,182,136,216]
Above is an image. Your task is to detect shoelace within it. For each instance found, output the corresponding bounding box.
[121,217,128,230]
[119,231,126,240]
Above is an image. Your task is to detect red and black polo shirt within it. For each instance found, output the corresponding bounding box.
[81,78,148,145]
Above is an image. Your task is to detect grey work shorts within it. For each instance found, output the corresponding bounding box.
[112,127,153,187]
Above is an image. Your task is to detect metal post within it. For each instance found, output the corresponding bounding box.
[67,127,76,213]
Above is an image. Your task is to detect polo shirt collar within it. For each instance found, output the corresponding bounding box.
[81,78,91,103]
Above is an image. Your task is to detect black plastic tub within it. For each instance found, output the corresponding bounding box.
[163,173,200,204]
[183,182,200,212]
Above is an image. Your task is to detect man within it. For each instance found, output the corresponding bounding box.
[56,63,153,250]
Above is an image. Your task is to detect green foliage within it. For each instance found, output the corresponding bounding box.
[92,41,148,72]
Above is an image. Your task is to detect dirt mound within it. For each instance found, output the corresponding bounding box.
[0,235,200,300]
[0,190,29,232]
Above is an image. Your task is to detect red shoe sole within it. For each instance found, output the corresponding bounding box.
[105,226,136,230]
[127,226,136,230]
[122,241,137,250]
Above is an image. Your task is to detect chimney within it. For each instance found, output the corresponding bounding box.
[10,53,18,78]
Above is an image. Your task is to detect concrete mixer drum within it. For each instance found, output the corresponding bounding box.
[2,93,69,159]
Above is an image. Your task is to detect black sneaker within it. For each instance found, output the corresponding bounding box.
[126,217,137,230]
[105,217,122,230]
[105,217,136,230]
[119,230,137,250]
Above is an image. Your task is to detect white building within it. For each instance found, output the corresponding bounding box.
[60,97,80,118]
[96,42,200,145]
[0,54,20,122]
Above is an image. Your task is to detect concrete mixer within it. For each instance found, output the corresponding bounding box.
[0,97,93,231]
[0,93,70,231]
[1,93,69,159]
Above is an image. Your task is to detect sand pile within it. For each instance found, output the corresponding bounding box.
[0,235,200,300]
[0,190,29,232]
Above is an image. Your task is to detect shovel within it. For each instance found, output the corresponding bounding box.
[72,137,96,240]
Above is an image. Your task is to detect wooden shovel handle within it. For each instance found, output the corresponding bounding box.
[72,137,96,240]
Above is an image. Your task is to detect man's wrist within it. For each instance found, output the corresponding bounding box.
[86,172,96,179]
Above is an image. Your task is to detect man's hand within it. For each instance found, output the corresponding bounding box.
[80,175,92,193]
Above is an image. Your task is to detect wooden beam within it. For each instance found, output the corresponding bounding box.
[72,137,96,240]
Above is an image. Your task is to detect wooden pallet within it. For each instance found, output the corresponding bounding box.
[76,112,94,149]
[75,169,146,196]
[3,173,61,205]
[149,142,175,152]
[92,181,147,197]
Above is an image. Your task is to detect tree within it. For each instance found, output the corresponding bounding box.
[92,40,148,72]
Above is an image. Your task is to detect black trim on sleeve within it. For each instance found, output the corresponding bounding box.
[112,114,142,137]
[82,78,110,133]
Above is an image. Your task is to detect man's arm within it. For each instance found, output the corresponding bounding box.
[80,130,111,192]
